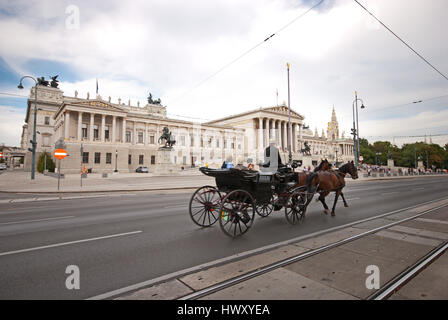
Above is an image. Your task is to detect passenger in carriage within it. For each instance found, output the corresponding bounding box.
[261,139,284,173]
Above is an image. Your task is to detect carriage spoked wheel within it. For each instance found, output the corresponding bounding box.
[219,189,255,237]
[285,187,308,225]
[255,196,274,218]
[189,185,222,227]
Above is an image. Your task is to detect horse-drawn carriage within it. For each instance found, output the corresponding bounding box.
[188,162,317,237]
[188,159,359,237]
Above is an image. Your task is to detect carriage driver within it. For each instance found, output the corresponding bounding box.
[260,139,284,173]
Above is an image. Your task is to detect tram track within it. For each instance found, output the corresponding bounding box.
[177,201,448,300]
[368,240,448,300]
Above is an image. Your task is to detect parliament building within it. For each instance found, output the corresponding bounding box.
[21,84,354,173]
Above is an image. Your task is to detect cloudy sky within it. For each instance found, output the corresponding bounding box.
[0,0,447,147]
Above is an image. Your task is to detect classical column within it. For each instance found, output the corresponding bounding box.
[133,121,136,145]
[282,121,287,151]
[101,114,106,142]
[122,118,126,143]
[64,111,70,139]
[112,116,116,143]
[292,123,297,153]
[144,123,148,146]
[90,113,94,142]
[258,118,263,152]
[77,111,83,141]
[265,118,270,147]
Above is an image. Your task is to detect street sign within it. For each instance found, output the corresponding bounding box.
[54,149,68,160]
[0,151,3,158]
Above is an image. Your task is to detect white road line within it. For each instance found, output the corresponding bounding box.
[381,192,400,196]
[87,197,448,300]
[0,216,75,226]
[0,230,142,257]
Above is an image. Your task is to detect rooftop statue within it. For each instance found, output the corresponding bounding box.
[50,75,59,88]
[37,77,49,86]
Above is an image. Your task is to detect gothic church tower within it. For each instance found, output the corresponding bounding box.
[327,107,339,141]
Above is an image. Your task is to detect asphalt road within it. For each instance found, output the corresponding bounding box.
[0,176,447,299]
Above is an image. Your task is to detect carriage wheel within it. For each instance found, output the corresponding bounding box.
[219,190,255,237]
[285,189,307,225]
[255,196,274,218]
[189,186,222,227]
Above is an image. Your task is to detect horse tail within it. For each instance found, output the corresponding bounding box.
[306,172,319,193]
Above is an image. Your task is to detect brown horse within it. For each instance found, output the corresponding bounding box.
[295,159,332,187]
[307,161,358,216]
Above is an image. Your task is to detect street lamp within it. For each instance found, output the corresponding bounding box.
[18,76,38,180]
[335,147,339,166]
[286,62,292,164]
[352,91,365,168]
[115,149,118,172]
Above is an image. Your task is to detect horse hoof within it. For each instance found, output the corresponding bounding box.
[324,209,329,214]
[344,204,349,208]
[331,212,335,217]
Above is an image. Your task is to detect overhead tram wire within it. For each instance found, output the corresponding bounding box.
[166,0,325,105]
[353,0,448,82]
[365,93,448,112]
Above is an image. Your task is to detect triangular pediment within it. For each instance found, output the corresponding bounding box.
[68,99,127,113]
[263,106,304,119]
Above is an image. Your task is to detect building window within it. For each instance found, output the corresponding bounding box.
[180,136,186,146]
[138,132,143,144]
[94,125,99,140]
[95,152,101,164]
[183,156,187,165]
[151,155,155,165]
[216,139,219,148]
[191,136,194,146]
[224,140,227,149]
[105,126,110,141]
[82,152,89,164]
[106,153,112,164]
[44,116,50,125]
[150,135,155,144]
[231,142,235,149]
[126,131,131,143]
[139,155,144,165]
[82,124,88,139]
[201,139,204,148]
[128,154,132,165]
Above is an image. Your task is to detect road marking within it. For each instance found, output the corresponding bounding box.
[416,218,448,225]
[381,192,400,196]
[0,230,142,257]
[0,216,75,226]
[87,197,448,300]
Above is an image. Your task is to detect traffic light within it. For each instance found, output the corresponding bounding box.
[351,128,357,136]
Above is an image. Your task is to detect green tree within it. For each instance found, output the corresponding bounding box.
[37,152,55,173]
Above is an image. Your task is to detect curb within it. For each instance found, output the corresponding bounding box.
[0,174,446,195]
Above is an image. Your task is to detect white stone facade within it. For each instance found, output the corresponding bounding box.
[21,85,354,173]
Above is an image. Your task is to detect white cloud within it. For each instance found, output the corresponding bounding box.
[0,105,26,147]
[1,0,447,146]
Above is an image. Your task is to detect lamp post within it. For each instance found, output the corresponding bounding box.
[352,91,365,168]
[115,149,118,172]
[335,147,339,166]
[286,62,292,164]
[18,76,38,180]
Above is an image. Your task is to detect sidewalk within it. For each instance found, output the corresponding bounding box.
[0,169,446,194]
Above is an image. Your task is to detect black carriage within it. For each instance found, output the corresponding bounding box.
[189,164,316,237]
